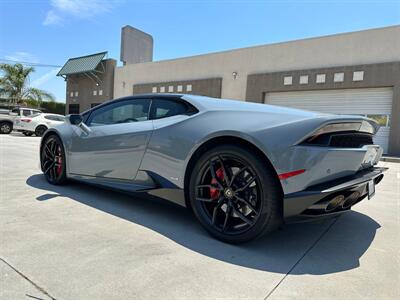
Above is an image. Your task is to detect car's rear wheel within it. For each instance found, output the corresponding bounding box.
[41,135,66,185]
[35,125,47,137]
[0,122,12,134]
[189,145,282,243]
[23,131,33,136]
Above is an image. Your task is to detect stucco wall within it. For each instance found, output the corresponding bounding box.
[66,59,116,113]
[114,25,400,100]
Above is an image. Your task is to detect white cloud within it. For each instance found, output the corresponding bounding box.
[43,0,121,25]
[4,52,39,63]
[31,68,61,88]
[43,10,63,26]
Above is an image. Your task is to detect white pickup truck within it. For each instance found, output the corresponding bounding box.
[0,107,42,134]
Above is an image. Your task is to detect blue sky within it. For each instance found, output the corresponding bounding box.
[1,0,399,102]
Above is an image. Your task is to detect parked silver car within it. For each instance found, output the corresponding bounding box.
[39,94,386,243]
[0,107,41,134]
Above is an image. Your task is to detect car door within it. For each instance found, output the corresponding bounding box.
[68,98,153,180]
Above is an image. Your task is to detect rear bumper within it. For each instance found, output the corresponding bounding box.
[283,166,387,221]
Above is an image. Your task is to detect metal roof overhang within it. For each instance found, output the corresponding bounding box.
[57,52,107,84]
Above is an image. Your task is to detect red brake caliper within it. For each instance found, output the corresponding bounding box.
[210,168,225,200]
[56,146,62,176]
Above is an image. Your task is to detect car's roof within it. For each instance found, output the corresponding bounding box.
[41,113,64,116]
[82,93,323,119]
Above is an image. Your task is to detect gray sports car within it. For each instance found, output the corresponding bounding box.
[40,94,386,243]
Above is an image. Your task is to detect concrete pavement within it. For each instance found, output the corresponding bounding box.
[0,134,399,299]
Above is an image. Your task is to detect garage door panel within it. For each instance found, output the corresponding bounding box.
[265,88,392,153]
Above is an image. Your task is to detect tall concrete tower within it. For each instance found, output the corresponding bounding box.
[120,25,153,65]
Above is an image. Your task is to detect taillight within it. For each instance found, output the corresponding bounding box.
[21,119,32,123]
[301,121,377,144]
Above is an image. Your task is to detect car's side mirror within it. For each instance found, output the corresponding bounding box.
[69,114,83,126]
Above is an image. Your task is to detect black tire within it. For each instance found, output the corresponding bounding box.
[189,144,282,243]
[0,121,13,134]
[35,125,47,137]
[23,131,33,136]
[41,135,67,185]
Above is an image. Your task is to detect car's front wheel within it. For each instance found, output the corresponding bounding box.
[41,135,66,185]
[189,145,282,243]
[0,121,12,134]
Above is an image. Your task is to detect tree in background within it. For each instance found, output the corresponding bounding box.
[0,63,55,107]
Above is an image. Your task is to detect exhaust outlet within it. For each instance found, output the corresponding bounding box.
[375,174,384,185]
[342,191,361,209]
[325,195,345,212]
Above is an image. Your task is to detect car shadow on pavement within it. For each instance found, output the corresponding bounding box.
[26,174,381,275]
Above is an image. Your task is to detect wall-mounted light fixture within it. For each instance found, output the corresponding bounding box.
[232,71,238,80]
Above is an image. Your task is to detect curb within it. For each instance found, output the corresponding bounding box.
[380,156,400,163]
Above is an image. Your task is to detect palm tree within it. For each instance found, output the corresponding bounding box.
[0,63,55,107]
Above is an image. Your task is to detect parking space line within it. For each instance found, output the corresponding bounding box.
[0,257,56,300]
[264,217,340,299]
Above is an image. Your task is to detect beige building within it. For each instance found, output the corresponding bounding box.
[60,25,400,155]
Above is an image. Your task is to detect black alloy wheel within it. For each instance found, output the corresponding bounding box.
[0,122,12,134]
[189,145,282,243]
[35,125,47,137]
[41,135,66,185]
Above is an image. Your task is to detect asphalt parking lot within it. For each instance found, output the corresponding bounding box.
[0,133,399,300]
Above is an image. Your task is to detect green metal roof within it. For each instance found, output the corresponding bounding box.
[57,52,107,76]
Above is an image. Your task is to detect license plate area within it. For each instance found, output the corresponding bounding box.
[368,180,375,199]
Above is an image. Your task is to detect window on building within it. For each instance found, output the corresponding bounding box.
[299,75,308,85]
[151,99,197,120]
[316,74,326,83]
[334,72,344,82]
[99,90,103,96]
[353,71,364,81]
[93,90,97,96]
[74,91,79,97]
[70,92,74,97]
[177,85,183,92]
[366,114,390,127]
[168,86,174,92]
[283,76,292,85]
[88,99,150,126]
[152,87,157,93]
[186,84,192,92]
[160,86,165,93]
[69,104,80,114]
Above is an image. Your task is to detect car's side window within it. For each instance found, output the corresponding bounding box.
[88,99,151,127]
[22,109,31,116]
[151,99,196,120]
[45,115,60,121]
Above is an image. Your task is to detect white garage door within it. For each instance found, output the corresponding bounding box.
[265,87,393,153]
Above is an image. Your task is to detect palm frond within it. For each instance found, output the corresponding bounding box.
[0,63,53,104]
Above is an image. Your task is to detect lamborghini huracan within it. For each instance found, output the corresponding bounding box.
[40,94,386,243]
